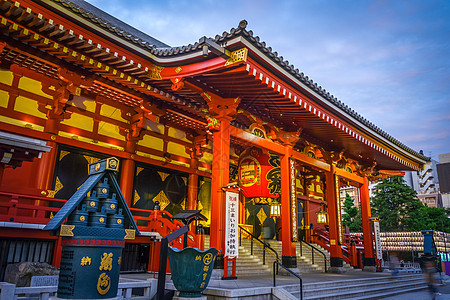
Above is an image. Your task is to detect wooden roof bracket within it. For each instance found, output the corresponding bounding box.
[199,36,231,59]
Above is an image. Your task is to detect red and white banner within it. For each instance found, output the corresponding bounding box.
[225,191,239,258]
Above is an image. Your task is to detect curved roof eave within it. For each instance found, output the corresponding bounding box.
[151,23,428,166]
[40,1,428,166]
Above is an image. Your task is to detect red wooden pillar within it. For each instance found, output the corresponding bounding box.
[120,141,136,207]
[0,163,4,186]
[187,156,199,210]
[360,176,376,271]
[36,140,58,191]
[210,116,231,267]
[120,158,135,207]
[280,146,297,268]
[325,165,345,272]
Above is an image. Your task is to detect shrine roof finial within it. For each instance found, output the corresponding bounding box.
[239,20,248,29]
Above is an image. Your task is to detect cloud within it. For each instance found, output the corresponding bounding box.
[86,0,450,160]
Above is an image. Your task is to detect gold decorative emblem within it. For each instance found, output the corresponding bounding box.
[107,158,118,170]
[81,256,91,266]
[97,273,111,295]
[102,188,107,194]
[203,253,214,265]
[60,224,75,237]
[124,229,136,240]
[99,253,113,271]
[117,219,122,224]
[95,163,101,171]
[90,201,96,207]
[175,66,182,74]
[110,204,115,209]
[80,216,85,221]
[99,217,105,223]
[146,64,164,80]
[225,48,248,66]
[118,256,121,265]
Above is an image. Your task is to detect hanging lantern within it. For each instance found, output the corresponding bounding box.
[270,200,281,218]
[238,147,280,199]
[316,203,328,224]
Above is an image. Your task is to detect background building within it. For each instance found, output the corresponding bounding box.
[437,153,450,208]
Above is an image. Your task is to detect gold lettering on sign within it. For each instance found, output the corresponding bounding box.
[99,253,113,271]
[81,256,91,266]
[97,273,111,295]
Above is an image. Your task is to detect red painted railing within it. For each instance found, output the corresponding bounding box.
[312,227,353,265]
[0,192,67,224]
[0,192,198,249]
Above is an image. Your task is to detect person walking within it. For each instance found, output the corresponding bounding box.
[424,261,441,299]
[390,253,400,279]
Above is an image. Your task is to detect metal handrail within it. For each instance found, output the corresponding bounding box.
[299,240,328,272]
[238,225,280,265]
[273,261,303,300]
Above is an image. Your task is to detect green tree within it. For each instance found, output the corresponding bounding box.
[342,193,362,232]
[406,205,450,232]
[371,176,423,232]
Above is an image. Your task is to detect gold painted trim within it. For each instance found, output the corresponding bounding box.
[60,224,75,237]
[225,48,248,66]
[124,229,136,240]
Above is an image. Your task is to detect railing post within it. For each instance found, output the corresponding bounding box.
[263,243,266,265]
[8,196,18,222]
[312,249,314,265]
[0,282,16,300]
[251,239,253,255]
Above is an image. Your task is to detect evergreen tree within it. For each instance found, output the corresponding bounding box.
[342,193,362,232]
[371,176,423,232]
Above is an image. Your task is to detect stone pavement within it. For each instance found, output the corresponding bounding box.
[122,270,443,298]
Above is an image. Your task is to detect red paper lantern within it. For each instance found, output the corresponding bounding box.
[238,148,280,200]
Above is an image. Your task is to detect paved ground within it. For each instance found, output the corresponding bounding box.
[121,271,450,299]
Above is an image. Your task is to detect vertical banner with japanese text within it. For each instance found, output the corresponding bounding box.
[225,191,239,258]
[373,221,382,260]
[290,158,298,241]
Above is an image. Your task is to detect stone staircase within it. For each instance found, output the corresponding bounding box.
[205,235,355,275]
[204,235,272,276]
[277,273,427,299]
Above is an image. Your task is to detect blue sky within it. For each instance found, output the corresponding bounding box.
[87,0,450,161]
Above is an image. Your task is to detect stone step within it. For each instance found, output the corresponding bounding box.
[279,274,427,300]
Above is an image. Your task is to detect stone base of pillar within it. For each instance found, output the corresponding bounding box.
[278,267,302,276]
[363,257,376,272]
[281,256,297,268]
[210,269,224,280]
[328,257,347,273]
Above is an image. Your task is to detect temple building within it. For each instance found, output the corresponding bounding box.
[0,0,427,279]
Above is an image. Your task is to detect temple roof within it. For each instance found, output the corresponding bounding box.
[0,0,427,171]
[49,0,170,49]
[47,1,427,164]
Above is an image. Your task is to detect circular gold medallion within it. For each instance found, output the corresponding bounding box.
[80,216,85,221]
[95,163,101,171]
[90,201,96,207]
[117,219,122,224]
[110,204,115,209]
[99,217,105,223]
[102,188,107,194]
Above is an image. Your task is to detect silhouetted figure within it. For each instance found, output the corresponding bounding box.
[424,261,441,299]
[390,253,400,279]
